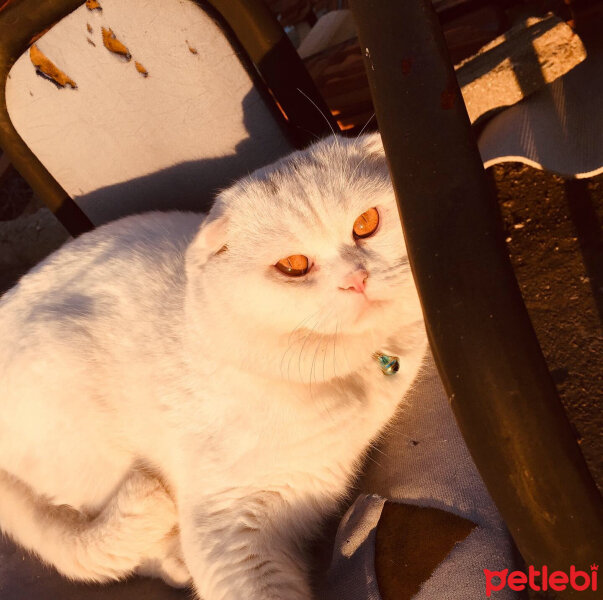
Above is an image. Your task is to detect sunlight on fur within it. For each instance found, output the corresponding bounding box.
[0,133,427,600]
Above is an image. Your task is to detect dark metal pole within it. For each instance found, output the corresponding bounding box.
[209,0,339,146]
[348,0,602,584]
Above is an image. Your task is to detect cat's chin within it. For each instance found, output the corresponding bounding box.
[360,294,388,310]
[346,293,391,323]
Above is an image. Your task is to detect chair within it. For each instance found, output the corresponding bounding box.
[0,0,336,235]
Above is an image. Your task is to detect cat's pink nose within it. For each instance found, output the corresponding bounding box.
[339,269,368,293]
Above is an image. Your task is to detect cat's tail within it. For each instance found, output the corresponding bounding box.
[0,468,189,586]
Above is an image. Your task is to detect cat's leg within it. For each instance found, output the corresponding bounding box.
[179,490,319,600]
[0,468,190,587]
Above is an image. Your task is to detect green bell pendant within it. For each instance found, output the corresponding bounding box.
[373,352,400,376]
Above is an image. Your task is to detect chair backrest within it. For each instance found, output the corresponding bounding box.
[0,0,338,233]
[478,54,603,178]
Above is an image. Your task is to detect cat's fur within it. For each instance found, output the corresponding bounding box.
[0,133,427,599]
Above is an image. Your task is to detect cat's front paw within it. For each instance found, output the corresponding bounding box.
[136,533,192,589]
[157,552,192,588]
[126,472,191,587]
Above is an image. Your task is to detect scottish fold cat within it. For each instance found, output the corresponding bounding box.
[0,133,427,599]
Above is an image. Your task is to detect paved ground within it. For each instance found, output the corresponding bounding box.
[491,164,602,492]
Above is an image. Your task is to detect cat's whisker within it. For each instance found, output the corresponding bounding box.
[363,452,384,470]
[296,320,321,385]
[280,308,324,380]
[322,331,330,384]
[309,308,334,390]
[384,427,418,444]
[301,311,331,390]
[281,320,313,372]
[355,112,375,141]
[296,87,340,150]
[285,308,326,384]
[309,336,321,393]
[368,441,388,458]
[310,309,333,383]
[285,333,313,383]
[332,320,339,380]
[304,311,339,419]
[287,310,319,346]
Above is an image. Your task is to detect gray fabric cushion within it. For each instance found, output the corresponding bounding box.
[319,352,519,599]
[478,45,603,178]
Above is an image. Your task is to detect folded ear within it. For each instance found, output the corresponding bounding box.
[188,212,229,269]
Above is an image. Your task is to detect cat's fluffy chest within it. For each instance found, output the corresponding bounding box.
[164,351,420,494]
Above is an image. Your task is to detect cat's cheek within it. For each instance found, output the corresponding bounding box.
[238,284,310,331]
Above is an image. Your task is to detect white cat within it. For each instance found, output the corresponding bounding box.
[0,133,427,599]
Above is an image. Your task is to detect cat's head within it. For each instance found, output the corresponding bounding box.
[187,133,423,377]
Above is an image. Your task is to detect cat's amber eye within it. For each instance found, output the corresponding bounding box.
[353,207,379,240]
[275,255,310,277]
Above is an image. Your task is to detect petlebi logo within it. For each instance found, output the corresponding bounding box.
[484,564,598,596]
